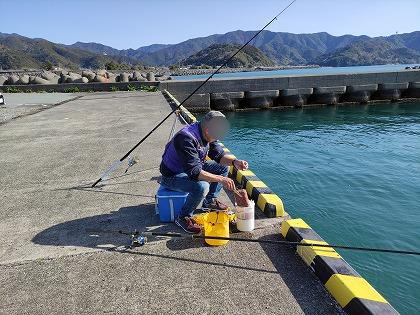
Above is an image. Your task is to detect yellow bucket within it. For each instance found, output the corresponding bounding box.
[194,211,230,246]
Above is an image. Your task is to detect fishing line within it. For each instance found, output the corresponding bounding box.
[118,230,420,256]
[91,0,298,187]
[168,112,179,142]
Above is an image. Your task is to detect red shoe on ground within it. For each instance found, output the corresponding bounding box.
[175,216,202,234]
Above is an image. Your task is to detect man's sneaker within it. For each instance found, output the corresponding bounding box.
[175,216,202,234]
[202,198,229,211]
[193,208,210,215]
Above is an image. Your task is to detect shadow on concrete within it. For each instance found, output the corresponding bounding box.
[259,233,342,315]
[32,203,180,249]
[109,247,281,275]
[31,199,213,252]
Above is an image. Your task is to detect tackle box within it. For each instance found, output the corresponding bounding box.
[155,185,188,222]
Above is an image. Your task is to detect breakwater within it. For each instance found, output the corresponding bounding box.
[161,69,420,112]
[0,69,169,89]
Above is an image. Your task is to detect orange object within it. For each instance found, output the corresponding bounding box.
[234,188,250,207]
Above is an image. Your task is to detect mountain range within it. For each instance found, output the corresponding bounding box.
[314,33,420,66]
[183,43,275,67]
[0,30,419,70]
[68,30,370,66]
[0,32,139,70]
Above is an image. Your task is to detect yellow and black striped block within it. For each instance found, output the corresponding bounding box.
[281,219,398,315]
[256,193,285,218]
[235,169,256,187]
[229,165,285,217]
[245,180,271,201]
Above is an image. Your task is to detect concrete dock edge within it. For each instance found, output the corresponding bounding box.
[281,219,399,314]
[161,89,399,314]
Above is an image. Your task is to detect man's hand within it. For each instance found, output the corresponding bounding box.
[219,176,236,191]
[233,159,249,171]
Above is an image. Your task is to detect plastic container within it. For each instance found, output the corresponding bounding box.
[155,185,188,222]
[194,211,230,246]
[236,200,255,232]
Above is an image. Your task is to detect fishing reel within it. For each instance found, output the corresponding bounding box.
[131,234,147,248]
[130,230,147,248]
[119,229,148,248]
[125,156,140,173]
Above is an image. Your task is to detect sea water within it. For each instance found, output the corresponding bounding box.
[222,102,420,314]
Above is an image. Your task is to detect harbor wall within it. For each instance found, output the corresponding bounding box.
[160,70,420,112]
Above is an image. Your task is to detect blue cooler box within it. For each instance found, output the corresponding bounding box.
[155,185,188,222]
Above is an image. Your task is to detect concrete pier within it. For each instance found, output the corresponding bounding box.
[160,69,420,111]
[0,91,344,315]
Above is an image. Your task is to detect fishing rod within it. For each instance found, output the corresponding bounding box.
[91,0,298,188]
[118,230,420,256]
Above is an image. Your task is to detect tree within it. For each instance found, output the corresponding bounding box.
[105,61,119,70]
[43,61,54,70]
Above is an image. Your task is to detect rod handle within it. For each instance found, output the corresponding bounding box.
[91,178,101,188]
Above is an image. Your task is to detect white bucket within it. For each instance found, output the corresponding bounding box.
[236,200,255,232]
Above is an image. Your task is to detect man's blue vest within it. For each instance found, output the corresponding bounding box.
[161,122,208,174]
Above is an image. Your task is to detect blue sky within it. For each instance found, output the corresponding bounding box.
[1,0,419,49]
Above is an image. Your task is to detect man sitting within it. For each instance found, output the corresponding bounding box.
[160,111,248,234]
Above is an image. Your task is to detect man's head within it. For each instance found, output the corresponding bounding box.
[200,110,230,142]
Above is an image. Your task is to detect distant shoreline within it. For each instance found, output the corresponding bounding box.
[171,64,419,80]
[170,65,320,76]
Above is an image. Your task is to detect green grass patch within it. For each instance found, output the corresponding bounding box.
[126,84,137,91]
[5,87,22,93]
[140,85,158,92]
[63,87,80,93]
